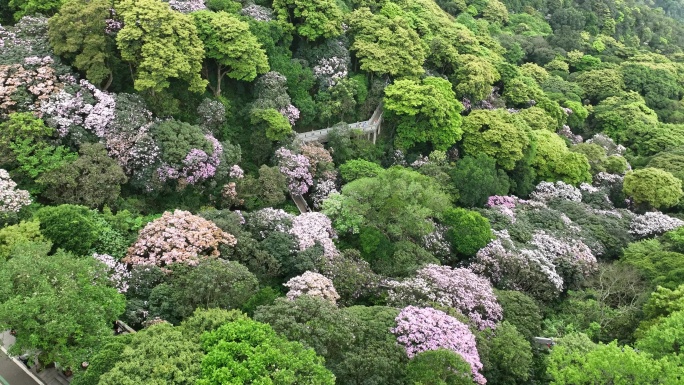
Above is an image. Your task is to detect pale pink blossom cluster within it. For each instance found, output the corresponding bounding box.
[229,165,244,179]
[279,104,300,126]
[1,61,62,113]
[629,211,684,238]
[93,253,130,293]
[311,179,338,210]
[196,98,225,132]
[387,264,502,330]
[530,181,582,202]
[241,4,274,21]
[392,306,486,384]
[289,212,338,258]
[486,195,518,208]
[104,8,122,35]
[245,207,294,238]
[168,0,207,13]
[300,143,334,177]
[422,221,452,260]
[284,271,340,303]
[557,125,583,145]
[313,56,348,87]
[586,133,625,156]
[275,147,314,194]
[0,169,31,213]
[470,230,564,301]
[124,209,237,267]
[530,231,597,280]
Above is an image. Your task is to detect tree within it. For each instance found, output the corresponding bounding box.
[273,0,343,40]
[98,322,203,385]
[70,334,133,385]
[384,77,464,150]
[573,68,624,103]
[148,259,259,324]
[0,220,44,260]
[250,108,293,141]
[623,168,683,209]
[8,0,63,19]
[323,167,452,240]
[476,322,533,385]
[347,8,427,78]
[406,349,477,385]
[115,0,207,93]
[621,239,684,290]
[197,318,335,385]
[35,204,100,255]
[461,109,531,170]
[339,159,384,182]
[442,208,493,257]
[494,290,542,340]
[192,11,269,96]
[0,169,31,215]
[48,0,116,88]
[636,310,684,359]
[451,54,501,102]
[37,143,127,209]
[531,130,591,185]
[124,210,237,267]
[450,154,510,207]
[0,245,125,369]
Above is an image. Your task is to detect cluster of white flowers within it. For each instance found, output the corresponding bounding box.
[289,212,338,258]
[241,4,274,21]
[630,211,684,238]
[313,56,348,87]
[284,271,340,303]
[0,169,31,213]
[168,0,207,13]
[530,181,582,202]
[93,253,131,293]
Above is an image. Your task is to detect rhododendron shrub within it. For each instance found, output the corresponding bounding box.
[276,147,314,194]
[530,181,582,202]
[124,210,236,267]
[284,271,340,303]
[392,306,486,384]
[289,212,338,258]
[630,211,684,238]
[244,208,294,239]
[530,231,597,288]
[93,253,130,293]
[388,264,502,330]
[0,169,31,213]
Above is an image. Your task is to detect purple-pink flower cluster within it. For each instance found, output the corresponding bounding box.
[313,56,348,87]
[392,306,486,384]
[241,4,274,21]
[388,264,502,330]
[279,104,300,126]
[284,271,340,303]
[289,212,338,258]
[275,147,313,194]
[630,211,684,238]
[156,134,222,186]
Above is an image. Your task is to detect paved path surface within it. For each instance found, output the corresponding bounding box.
[0,349,42,385]
[296,104,383,144]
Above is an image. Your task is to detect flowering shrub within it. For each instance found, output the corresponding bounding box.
[244,208,294,239]
[586,133,626,156]
[0,169,31,213]
[486,195,518,209]
[630,212,684,238]
[300,143,334,177]
[168,0,207,13]
[422,222,452,261]
[392,306,486,384]
[311,179,338,210]
[530,231,597,287]
[275,147,313,194]
[93,253,130,293]
[284,271,340,303]
[557,125,583,145]
[289,212,338,258]
[470,231,564,301]
[387,264,502,330]
[241,4,274,21]
[313,56,348,87]
[530,181,582,202]
[196,98,225,133]
[279,104,300,126]
[124,210,236,267]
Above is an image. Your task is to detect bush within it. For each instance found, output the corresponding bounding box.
[35,204,99,255]
[443,208,493,257]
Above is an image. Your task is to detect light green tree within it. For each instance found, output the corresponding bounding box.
[384,77,463,150]
[461,109,531,170]
[115,0,207,93]
[531,130,591,185]
[192,11,269,97]
[450,54,501,101]
[273,0,343,40]
[623,168,683,209]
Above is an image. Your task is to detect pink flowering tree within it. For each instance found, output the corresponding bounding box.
[284,271,340,303]
[0,169,31,214]
[244,207,295,239]
[387,264,502,330]
[392,306,486,384]
[289,212,338,258]
[93,253,131,293]
[124,210,237,267]
[276,147,314,194]
[630,211,684,238]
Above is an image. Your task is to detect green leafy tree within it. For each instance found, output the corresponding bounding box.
[621,239,684,290]
[494,290,542,340]
[450,154,510,207]
[197,318,335,385]
[192,11,269,96]
[623,168,683,209]
[35,204,100,255]
[442,208,493,257]
[573,68,625,103]
[250,108,293,141]
[531,130,591,185]
[324,167,452,240]
[347,8,427,78]
[592,92,659,152]
[0,220,45,260]
[384,77,464,150]
[461,109,531,170]
[339,159,384,182]
[37,143,127,209]
[477,322,533,385]
[406,349,476,385]
[98,322,203,385]
[0,245,125,369]
[273,0,343,40]
[8,0,62,19]
[451,54,501,102]
[70,334,133,385]
[48,0,116,88]
[115,0,207,93]
[636,310,684,359]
